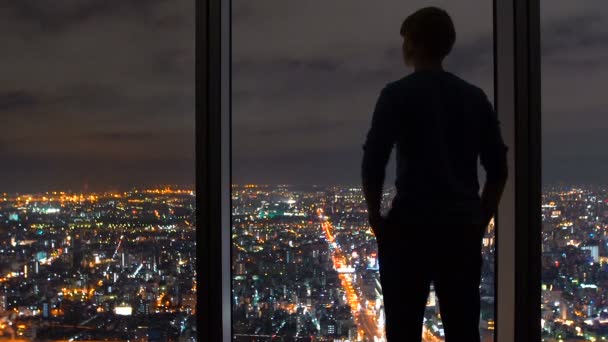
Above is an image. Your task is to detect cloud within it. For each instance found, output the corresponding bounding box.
[0,91,39,111]
[4,0,180,34]
[0,0,194,190]
[232,0,608,185]
[539,2,608,184]
[232,0,494,184]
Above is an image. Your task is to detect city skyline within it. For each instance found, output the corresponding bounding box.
[0,185,197,340]
[232,183,608,341]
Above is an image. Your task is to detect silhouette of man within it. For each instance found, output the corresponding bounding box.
[361,7,508,342]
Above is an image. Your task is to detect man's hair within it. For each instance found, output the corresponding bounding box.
[400,7,456,62]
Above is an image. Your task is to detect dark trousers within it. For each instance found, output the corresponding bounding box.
[377,220,483,342]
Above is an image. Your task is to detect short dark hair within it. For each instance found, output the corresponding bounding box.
[400,7,456,61]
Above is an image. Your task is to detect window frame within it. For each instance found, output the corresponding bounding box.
[201,0,542,341]
[199,0,231,340]
[495,0,541,341]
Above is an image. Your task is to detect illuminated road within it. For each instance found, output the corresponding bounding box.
[317,208,442,342]
[317,208,379,341]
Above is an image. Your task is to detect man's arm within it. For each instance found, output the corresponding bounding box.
[479,92,509,228]
[480,176,507,228]
[362,85,398,231]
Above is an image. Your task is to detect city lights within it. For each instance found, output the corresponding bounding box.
[232,185,496,341]
[0,187,196,340]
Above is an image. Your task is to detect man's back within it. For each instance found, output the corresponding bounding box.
[364,8,509,341]
[362,70,507,225]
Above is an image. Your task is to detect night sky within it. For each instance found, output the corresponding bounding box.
[1,2,606,192]
[233,1,608,187]
[0,1,194,192]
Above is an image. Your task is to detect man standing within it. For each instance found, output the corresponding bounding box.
[361,7,508,342]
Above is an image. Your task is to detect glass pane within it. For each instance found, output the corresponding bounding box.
[0,2,196,340]
[233,2,494,341]
[541,2,608,340]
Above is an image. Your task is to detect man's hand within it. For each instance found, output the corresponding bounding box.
[369,212,388,239]
[477,211,495,240]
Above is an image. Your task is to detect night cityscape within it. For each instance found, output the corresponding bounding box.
[1,0,606,341]
[0,187,196,341]
[1,183,606,341]
[0,2,196,339]
[231,184,608,341]
[541,187,608,341]
[231,184,496,342]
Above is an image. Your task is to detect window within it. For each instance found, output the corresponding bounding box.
[541,1,608,339]
[0,2,196,340]
[231,2,495,341]
[205,0,545,341]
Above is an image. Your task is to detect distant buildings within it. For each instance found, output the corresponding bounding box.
[231,185,497,341]
[0,187,196,340]
[541,186,608,340]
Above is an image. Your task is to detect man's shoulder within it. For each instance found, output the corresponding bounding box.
[385,74,419,90]
[388,72,487,96]
[379,76,417,100]
[443,72,488,98]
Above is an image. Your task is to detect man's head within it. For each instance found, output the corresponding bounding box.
[400,7,456,69]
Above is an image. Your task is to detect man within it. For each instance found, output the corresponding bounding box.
[361,7,508,342]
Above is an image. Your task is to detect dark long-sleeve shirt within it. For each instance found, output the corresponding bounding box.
[362,70,508,225]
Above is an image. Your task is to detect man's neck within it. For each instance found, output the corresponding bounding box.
[414,62,444,72]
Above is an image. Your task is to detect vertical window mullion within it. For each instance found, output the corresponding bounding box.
[495,0,517,340]
[495,0,541,341]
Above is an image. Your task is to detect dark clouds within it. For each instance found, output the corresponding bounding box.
[232,1,493,185]
[3,1,605,190]
[0,91,39,111]
[0,0,194,192]
[540,3,608,184]
[233,1,608,186]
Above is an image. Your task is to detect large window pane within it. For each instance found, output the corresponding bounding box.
[541,2,608,340]
[233,2,494,341]
[0,2,196,340]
